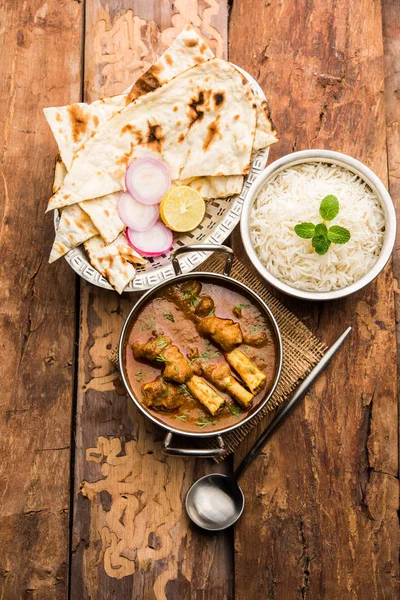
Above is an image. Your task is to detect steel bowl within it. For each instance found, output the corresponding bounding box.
[240,149,396,301]
[119,244,283,458]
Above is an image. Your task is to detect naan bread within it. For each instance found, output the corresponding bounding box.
[44,26,277,212]
[180,175,244,200]
[80,193,124,245]
[49,157,98,263]
[47,58,257,211]
[44,26,214,171]
[84,233,146,294]
[48,126,124,248]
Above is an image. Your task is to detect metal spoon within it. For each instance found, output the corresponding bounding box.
[186,326,352,531]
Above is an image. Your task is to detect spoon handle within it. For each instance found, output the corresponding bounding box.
[233,326,352,482]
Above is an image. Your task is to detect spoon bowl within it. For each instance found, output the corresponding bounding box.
[185,473,244,531]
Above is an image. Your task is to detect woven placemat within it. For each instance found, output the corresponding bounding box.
[110,254,328,461]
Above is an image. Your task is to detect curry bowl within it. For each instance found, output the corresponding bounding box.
[119,245,283,458]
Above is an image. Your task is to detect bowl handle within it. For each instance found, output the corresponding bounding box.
[162,431,227,458]
[171,244,234,277]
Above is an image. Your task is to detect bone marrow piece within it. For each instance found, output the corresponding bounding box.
[186,376,225,415]
[202,362,254,408]
[225,349,267,394]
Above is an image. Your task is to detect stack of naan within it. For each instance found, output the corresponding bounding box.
[44,25,278,293]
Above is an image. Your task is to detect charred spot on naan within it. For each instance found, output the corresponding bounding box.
[93,115,99,127]
[67,104,89,143]
[146,123,164,152]
[126,69,161,104]
[184,37,198,48]
[259,99,277,132]
[165,53,173,66]
[188,90,211,127]
[150,62,165,75]
[120,123,144,144]
[193,55,206,64]
[116,142,135,170]
[203,115,221,151]
[56,113,62,122]
[213,92,225,108]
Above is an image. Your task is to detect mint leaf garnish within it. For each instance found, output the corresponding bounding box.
[319,195,339,221]
[312,235,331,255]
[315,223,327,236]
[327,226,351,244]
[294,195,350,255]
[294,222,315,239]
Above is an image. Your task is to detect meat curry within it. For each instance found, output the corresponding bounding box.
[124,278,279,433]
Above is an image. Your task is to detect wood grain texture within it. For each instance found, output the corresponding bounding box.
[70,3,233,599]
[383,0,400,401]
[229,1,399,599]
[0,1,82,598]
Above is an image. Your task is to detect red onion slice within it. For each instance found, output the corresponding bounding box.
[125,157,171,205]
[126,222,173,257]
[118,192,159,232]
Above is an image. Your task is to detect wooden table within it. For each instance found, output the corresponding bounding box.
[1,1,399,598]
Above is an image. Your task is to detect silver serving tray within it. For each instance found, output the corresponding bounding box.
[55,65,270,291]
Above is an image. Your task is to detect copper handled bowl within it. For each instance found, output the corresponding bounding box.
[118,244,283,458]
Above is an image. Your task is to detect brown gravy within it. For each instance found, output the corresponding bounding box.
[124,279,279,433]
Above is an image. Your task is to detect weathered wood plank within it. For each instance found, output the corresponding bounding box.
[230,0,399,598]
[383,0,400,397]
[0,1,82,598]
[70,3,233,599]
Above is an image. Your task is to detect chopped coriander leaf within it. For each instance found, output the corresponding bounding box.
[176,413,189,421]
[141,319,154,331]
[183,290,200,307]
[179,384,193,398]
[229,405,241,418]
[246,366,256,373]
[196,416,215,428]
[163,310,174,322]
[226,382,233,387]
[198,349,220,362]
[156,354,170,364]
[156,340,169,349]
[207,307,215,316]
[250,325,264,332]
[135,370,145,381]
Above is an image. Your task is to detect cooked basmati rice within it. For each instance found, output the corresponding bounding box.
[250,162,385,292]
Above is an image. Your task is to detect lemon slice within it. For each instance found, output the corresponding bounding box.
[160,186,206,232]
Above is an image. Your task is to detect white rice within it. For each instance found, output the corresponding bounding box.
[250,162,385,292]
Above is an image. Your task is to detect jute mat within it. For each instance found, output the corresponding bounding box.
[110,254,327,462]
